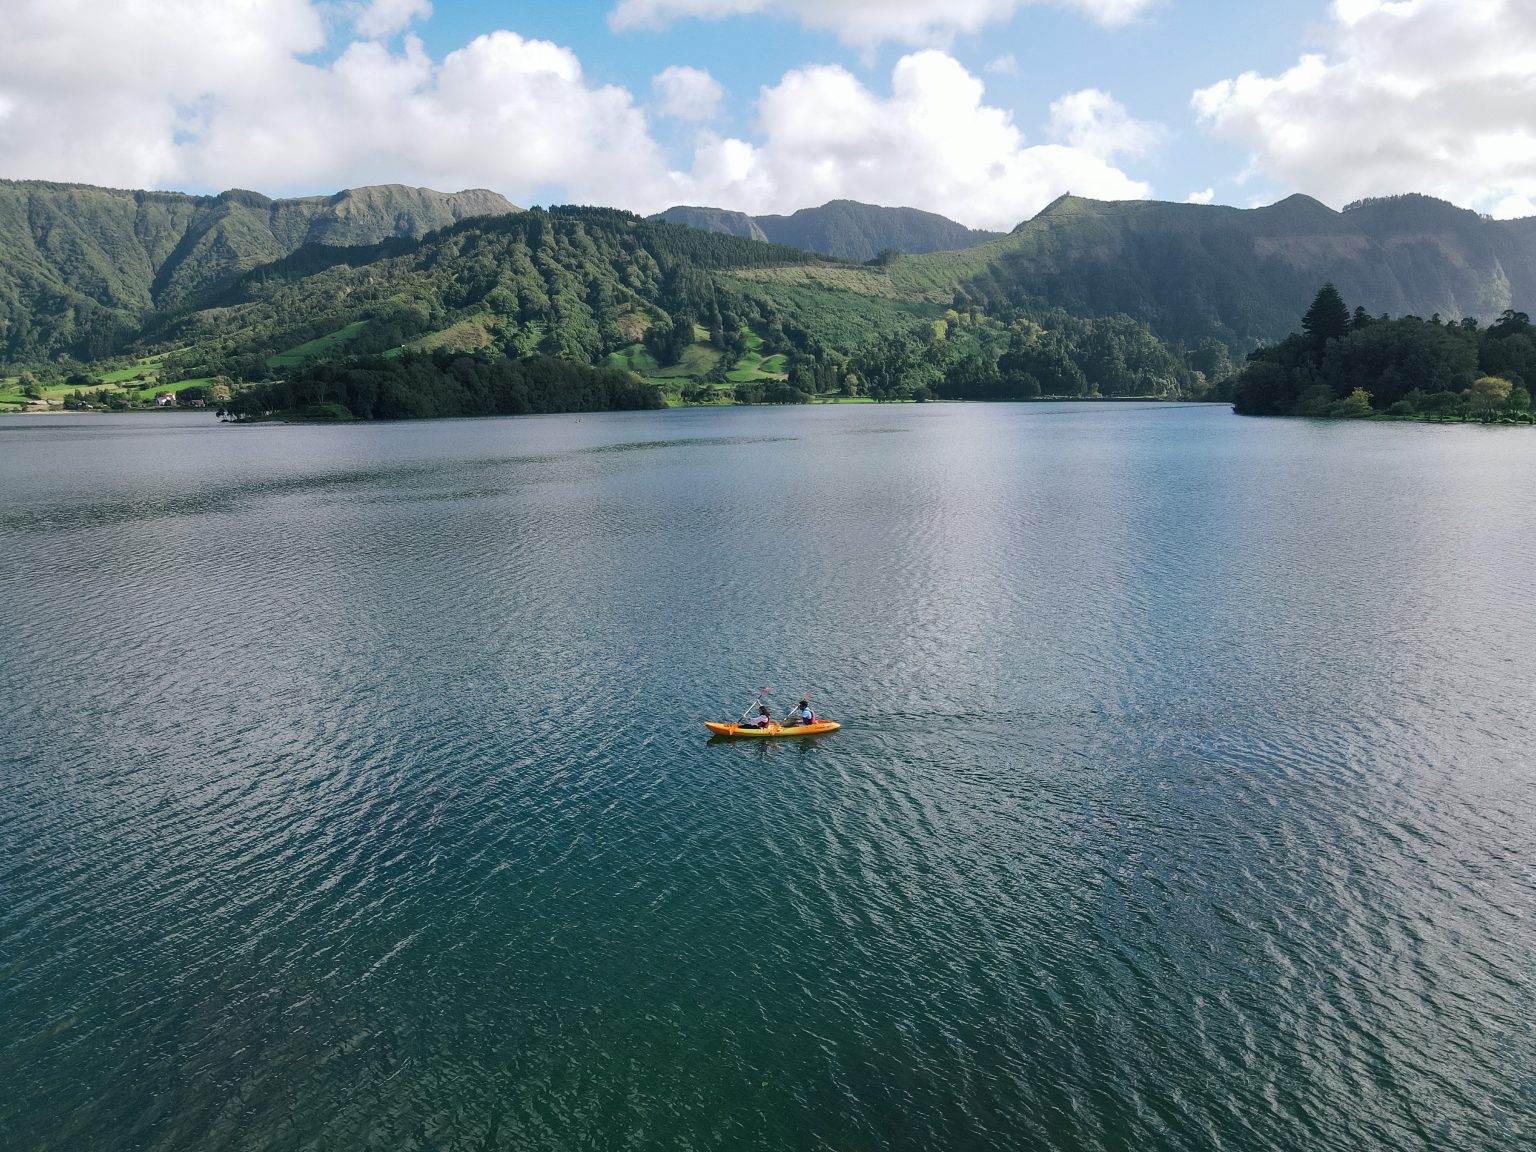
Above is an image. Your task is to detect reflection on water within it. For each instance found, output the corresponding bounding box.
[1,405,1533,1152]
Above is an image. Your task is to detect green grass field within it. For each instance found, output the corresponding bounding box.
[724,348,788,383]
[606,345,663,374]
[660,343,722,380]
[609,325,796,395]
[99,357,166,385]
[267,320,369,369]
[132,377,213,403]
[408,317,497,354]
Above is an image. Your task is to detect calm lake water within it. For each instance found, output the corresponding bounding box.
[2,403,1533,1152]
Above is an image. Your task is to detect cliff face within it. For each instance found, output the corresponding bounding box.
[652,205,769,243]
[0,180,521,360]
[943,192,1536,349]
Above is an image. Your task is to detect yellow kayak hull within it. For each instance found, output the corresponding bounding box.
[704,720,840,738]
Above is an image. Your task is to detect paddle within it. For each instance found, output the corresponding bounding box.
[737,685,775,729]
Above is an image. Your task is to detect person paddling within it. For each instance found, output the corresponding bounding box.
[745,704,773,729]
[787,698,816,727]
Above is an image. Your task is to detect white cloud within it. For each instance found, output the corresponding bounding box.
[0,5,1156,229]
[0,0,327,192]
[985,54,1020,75]
[1047,88,1163,159]
[676,52,1154,229]
[192,31,674,208]
[1185,187,1214,204]
[610,0,1153,47]
[0,4,675,207]
[354,0,432,40]
[652,65,725,120]
[1193,0,1536,217]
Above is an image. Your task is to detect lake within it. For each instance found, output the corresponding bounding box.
[1,403,1532,1151]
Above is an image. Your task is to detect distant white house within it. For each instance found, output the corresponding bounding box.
[155,392,176,406]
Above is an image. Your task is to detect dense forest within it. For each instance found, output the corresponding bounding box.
[141,206,831,383]
[825,306,1216,402]
[1231,284,1534,419]
[215,304,1211,418]
[124,206,1220,406]
[222,350,664,420]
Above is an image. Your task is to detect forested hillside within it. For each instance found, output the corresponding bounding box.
[141,207,834,382]
[654,192,1536,353]
[4,183,1534,420]
[225,350,665,420]
[126,205,1215,407]
[828,193,1536,353]
[0,181,519,361]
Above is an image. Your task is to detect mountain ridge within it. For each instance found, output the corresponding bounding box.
[0,181,521,360]
[651,199,1003,261]
[856,191,1536,350]
[4,182,1535,394]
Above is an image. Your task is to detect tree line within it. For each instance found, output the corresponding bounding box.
[220,350,664,420]
[1231,284,1534,420]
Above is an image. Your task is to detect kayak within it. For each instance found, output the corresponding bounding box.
[705,720,840,738]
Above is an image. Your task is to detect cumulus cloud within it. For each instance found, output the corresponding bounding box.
[0,3,674,207]
[1047,87,1163,159]
[1185,187,1214,204]
[676,52,1154,229]
[0,4,1156,228]
[985,54,1020,76]
[1193,0,1536,218]
[354,0,432,39]
[652,65,725,120]
[0,0,327,192]
[610,0,1153,47]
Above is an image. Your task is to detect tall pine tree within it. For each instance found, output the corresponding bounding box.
[1303,282,1351,349]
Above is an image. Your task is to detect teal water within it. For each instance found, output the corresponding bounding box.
[1,404,1533,1151]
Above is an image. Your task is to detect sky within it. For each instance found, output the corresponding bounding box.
[1,0,1533,230]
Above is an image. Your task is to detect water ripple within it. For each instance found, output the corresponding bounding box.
[2,406,1534,1152]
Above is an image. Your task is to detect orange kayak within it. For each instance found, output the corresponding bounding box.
[704,720,840,738]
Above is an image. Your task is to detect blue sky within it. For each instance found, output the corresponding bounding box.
[438,0,1331,205]
[1,0,1532,227]
[396,0,1337,211]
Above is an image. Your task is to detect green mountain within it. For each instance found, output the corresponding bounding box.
[0,180,520,361]
[9,184,1536,417]
[755,200,1005,261]
[730,192,1536,353]
[650,199,1003,261]
[651,206,768,243]
[78,205,1209,409]
[134,206,837,385]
